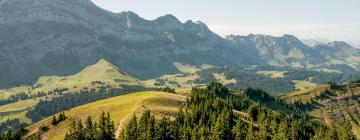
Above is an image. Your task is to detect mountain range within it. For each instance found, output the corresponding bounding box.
[0,0,359,88]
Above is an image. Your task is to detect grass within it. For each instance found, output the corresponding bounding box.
[0,99,39,113]
[256,71,286,78]
[213,73,237,85]
[292,80,317,91]
[24,91,186,140]
[0,59,142,100]
[0,96,55,123]
[0,59,144,124]
[280,85,329,103]
[173,62,200,73]
[0,110,32,124]
[144,62,213,88]
[284,83,360,139]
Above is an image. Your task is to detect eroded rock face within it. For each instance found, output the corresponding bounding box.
[0,0,359,88]
[0,0,252,88]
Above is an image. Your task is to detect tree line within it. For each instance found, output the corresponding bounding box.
[26,85,146,122]
[119,82,355,140]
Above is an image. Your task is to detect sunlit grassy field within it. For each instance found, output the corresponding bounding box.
[25,91,186,140]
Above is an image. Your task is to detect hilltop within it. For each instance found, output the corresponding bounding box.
[280,82,360,138]
[0,59,141,99]
[0,59,143,125]
[24,91,186,140]
[20,82,358,140]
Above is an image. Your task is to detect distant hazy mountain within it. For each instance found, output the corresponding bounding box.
[228,35,360,71]
[227,34,325,67]
[0,0,359,88]
[348,41,360,49]
[301,39,330,47]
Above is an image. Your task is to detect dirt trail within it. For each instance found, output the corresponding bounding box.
[114,115,130,138]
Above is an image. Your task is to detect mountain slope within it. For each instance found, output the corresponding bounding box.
[0,59,141,100]
[0,59,144,125]
[24,91,186,140]
[227,34,360,70]
[0,0,360,89]
[280,82,360,139]
[0,0,258,88]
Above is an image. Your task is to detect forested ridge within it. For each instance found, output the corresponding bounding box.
[26,85,146,122]
[61,82,356,140]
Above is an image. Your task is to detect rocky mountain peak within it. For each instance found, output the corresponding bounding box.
[328,41,352,48]
[155,14,181,24]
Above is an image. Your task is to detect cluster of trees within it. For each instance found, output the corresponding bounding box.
[27,85,146,122]
[51,112,67,126]
[120,110,178,140]
[120,82,356,140]
[0,119,28,140]
[0,89,62,106]
[195,65,360,94]
[64,112,115,140]
[0,92,40,106]
[0,119,27,133]
[284,69,360,85]
[195,68,295,94]
[0,127,28,140]
[153,87,176,94]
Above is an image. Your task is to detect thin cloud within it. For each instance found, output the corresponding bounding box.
[208,23,360,41]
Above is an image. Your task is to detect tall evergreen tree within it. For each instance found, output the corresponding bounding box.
[257,119,269,140]
[125,114,138,140]
[147,115,156,140]
[233,120,247,140]
[51,116,58,126]
[84,116,97,139]
[245,124,255,140]
[155,116,171,140]
[138,110,151,140]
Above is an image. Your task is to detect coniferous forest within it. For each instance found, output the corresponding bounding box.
[62,82,356,140]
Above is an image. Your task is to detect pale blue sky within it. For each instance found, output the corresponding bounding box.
[91,0,360,44]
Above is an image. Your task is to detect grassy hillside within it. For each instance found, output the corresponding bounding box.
[281,82,360,139]
[0,59,142,100]
[280,85,329,104]
[24,91,186,140]
[0,59,144,124]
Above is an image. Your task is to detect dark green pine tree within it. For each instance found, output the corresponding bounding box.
[84,116,97,139]
[269,119,278,139]
[98,112,108,139]
[51,116,58,126]
[105,113,115,140]
[65,120,78,140]
[97,112,115,140]
[257,119,269,140]
[232,120,247,140]
[325,126,337,140]
[211,110,234,140]
[75,121,84,140]
[248,105,259,122]
[155,116,171,140]
[147,114,156,140]
[170,108,184,139]
[138,110,151,140]
[59,112,66,121]
[339,120,355,140]
[125,114,138,140]
[245,124,255,140]
[289,120,298,140]
[274,119,288,140]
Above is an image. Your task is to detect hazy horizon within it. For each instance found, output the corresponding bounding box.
[91,0,360,46]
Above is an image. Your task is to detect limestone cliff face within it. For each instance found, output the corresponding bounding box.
[0,0,251,88]
[0,0,359,88]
